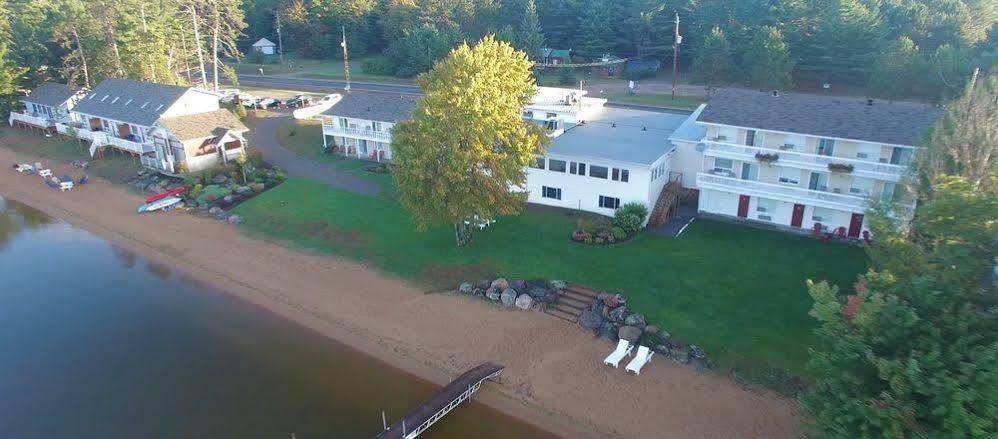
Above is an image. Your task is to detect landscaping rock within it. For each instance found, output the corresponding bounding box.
[500,288,517,307]
[458,282,474,294]
[490,278,509,291]
[472,287,485,297]
[212,174,228,184]
[644,325,659,335]
[624,313,646,327]
[618,325,642,343]
[222,195,235,205]
[598,321,618,340]
[226,215,244,225]
[578,310,603,330]
[529,286,549,299]
[476,279,491,290]
[208,206,224,216]
[234,186,252,195]
[514,294,533,310]
[251,182,266,193]
[608,306,628,323]
[549,280,567,290]
[511,279,529,294]
[485,286,501,301]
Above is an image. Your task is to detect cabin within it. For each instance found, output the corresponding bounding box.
[8,82,83,129]
[252,38,277,55]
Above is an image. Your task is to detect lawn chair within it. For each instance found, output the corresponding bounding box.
[78,174,89,185]
[625,345,654,375]
[38,169,52,178]
[603,339,633,368]
[60,181,74,191]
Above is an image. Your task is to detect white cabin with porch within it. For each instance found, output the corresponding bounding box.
[9,82,84,129]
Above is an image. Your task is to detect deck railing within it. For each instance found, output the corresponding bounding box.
[702,139,906,181]
[696,172,870,211]
[322,125,392,141]
[8,112,53,128]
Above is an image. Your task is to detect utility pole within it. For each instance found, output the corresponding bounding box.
[275,12,284,65]
[671,12,681,100]
[341,26,351,92]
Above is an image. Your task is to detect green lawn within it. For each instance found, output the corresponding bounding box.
[0,127,141,184]
[603,92,704,110]
[230,56,412,83]
[233,178,867,380]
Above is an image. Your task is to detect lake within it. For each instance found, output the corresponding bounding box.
[0,196,556,439]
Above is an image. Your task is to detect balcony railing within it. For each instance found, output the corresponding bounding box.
[8,111,55,128]
[702,139,906,181]
[322,125,392,141]
[697,172,870,211]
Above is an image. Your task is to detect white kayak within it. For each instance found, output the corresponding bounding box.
[137,196,182,213]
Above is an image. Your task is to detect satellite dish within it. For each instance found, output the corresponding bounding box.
[695,142,707,152]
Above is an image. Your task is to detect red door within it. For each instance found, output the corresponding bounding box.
[848,213,864,238]
[737,195,750,218]
[790,204,805,228]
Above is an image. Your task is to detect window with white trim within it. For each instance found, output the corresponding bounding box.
[598,195,620,209]
[548,159,566,172]
[531,157,545,169]
[589,165,608,179]
[542,186,562,200]
[612,168,629,182]
[712,157,734,176]
[818,138,835,156]
[778,167,800,185]
[849,177,874,196]
[570,162,586,175]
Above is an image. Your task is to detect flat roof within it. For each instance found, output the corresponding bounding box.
[668,104,707,143]
[546,107,688,165]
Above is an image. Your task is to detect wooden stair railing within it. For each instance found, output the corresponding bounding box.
[648,172,683,227]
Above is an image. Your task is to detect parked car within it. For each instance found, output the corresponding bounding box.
[239,94,260,108]
[284,94,313,108]
[255,97,280,109]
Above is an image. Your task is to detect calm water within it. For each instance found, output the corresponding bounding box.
[0,196,556,439]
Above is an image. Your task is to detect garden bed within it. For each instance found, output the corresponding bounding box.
[571,202,647,245]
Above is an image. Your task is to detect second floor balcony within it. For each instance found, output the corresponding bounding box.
[702,138,906,181]
[322,124,392,142]
[697,171,870,211]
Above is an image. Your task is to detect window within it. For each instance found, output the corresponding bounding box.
[589,165,608,179]
[740,163,758,181]
[372,122,381,132]
[890,147,913,166]
[531,157,545,169]
[756,198,777,213]
[612,168,629,182]
[542,186,562,200]
[712,157,734,175]
[818,138,835,156]
[881,182,897,203]
[569,162,586,175]
[745,130,757,146]
[339,118,348,129]
[598,195,620,209]
[548,159,566,172]
[546,112,557,119]
[812,207,834,222]
[778,167,800,185]
[849,177,874,196]
[809,172,829,191]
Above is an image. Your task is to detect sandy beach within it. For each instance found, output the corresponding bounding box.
[0,145,801,438]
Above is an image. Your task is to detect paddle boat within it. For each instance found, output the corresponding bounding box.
[137,196,183,213]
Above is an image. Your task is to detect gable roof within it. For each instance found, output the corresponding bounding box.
[73,79,191,127]
[698,88,943,146]
[253,38,276,47]
[158,109,248,141]
[23,82,80,107]
[320,91,417,123]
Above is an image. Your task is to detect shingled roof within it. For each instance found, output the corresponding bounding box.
[698,88,943,146]
[320,91,417,123]
[72,78,192,126]
[158,109,247,141]
[23,82,80,107]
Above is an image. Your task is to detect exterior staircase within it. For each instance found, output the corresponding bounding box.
[648,172,683,227]
[545,283,601,323]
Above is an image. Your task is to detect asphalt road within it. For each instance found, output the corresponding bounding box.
[235,74,693,115]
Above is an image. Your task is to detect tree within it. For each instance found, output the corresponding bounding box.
[391,36,548,246]
[802,175,997,438]
[690,26,734,88]
[515,0,544,58]
[917,72,997,196]
[386,23,462,77]
[869,36,925,100]
[0,2,27,117]
[743,25,794,89]
[574,0,614,59]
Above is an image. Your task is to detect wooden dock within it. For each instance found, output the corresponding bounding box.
[374,362,504,439]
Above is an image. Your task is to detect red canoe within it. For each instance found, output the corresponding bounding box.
[145,187,186,203]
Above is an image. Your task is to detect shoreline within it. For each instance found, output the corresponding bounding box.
[0,145,801,438]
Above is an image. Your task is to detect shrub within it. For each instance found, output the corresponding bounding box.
[611,226,627,241]
[233,104,247,119]
[362,57,396,76]
[571,229,590,242]
[617,202,649,222]
[577,215,613,235]
[614,213,642,235]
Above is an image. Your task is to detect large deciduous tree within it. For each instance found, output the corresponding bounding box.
[391,36,548,246]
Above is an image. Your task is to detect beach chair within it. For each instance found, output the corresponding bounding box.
[60,181,74,191]
[625,346,654,375]
[38,169,52,178]
[603,339,633,368]
[78,174,89,185]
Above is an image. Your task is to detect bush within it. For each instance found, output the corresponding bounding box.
[571,229,590,242]
[362,57,396,76]
[233,104,247,119]
[617,202,649,222]
[611,226,627,241]
[621,68,657,81]
[614,213,642,235]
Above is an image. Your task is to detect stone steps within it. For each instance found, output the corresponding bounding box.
[543,283,602,324]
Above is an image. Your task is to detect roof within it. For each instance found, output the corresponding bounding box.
[698,88,943,146]
[73,79,191,126]
[23,82,79,107]
[625,60,661,72]
[158,109,248,141]
[546,107,688,165]
[320,91,417,123]
[668,104,707,144]
[253,38,276,47]
[540,48,571,58]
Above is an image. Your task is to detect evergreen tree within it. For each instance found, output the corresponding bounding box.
[515,0,544,58]
[868,35,925,100]
[690,26,733,88]
[743,25,794,89]
[574,0,614,59]
[0,1,28,117]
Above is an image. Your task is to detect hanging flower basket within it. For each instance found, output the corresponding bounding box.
[828,163,854,173]
[754,152,780,164]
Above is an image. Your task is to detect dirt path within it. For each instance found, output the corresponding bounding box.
[0,144,802,439]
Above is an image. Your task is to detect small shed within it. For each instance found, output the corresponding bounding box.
[539,48,572,65]
[252,38,277,55]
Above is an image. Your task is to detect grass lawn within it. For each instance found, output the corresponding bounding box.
[0,127,141,184]
[603,92,704,110]
[230,56,412,84]
[233,178,867,380]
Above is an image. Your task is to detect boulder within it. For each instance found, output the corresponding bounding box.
[485,286,501,301]
[251,182,266,193]
[212,174,228,184]
[529,286,549,299]
[472,288,485,297]
[458,282,474,294]
[226,215,244,224]
[234,186,252,195]
[514,294,533,310]
[578,310,603,330]
[490,278,509,291]
[511,279,529,294]
[598,321,618,340]
[624,313,646,327]
[549,280,567,290]
[618,325,642,343]
[476,279,491,290]
[500,288,517,307]
[222,195,235,205]
[644,325,659,335]
[208,206,224,216]
[608,306,628,323]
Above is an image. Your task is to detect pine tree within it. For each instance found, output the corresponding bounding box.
[690,26,733,88]
[516,0,544,58]
[743,25,794,89]
[868,36,925,100]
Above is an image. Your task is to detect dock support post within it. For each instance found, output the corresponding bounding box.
[382,411,387,430]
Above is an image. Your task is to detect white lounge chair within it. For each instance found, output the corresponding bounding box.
[14,163,33,173]
[38,169,52,178]
[625,345,654,375]
[603,339,633,368]
[60,181,74,191]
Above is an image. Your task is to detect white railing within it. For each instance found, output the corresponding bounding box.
[702,139,906,181]
[402,368,502,439]
[104,136,152,154]
[8,111,53,127]
[140,154,176,174]
[322,125,392,141]
[697,172,870,211]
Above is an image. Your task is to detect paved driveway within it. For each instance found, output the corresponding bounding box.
[247,111,383,197]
